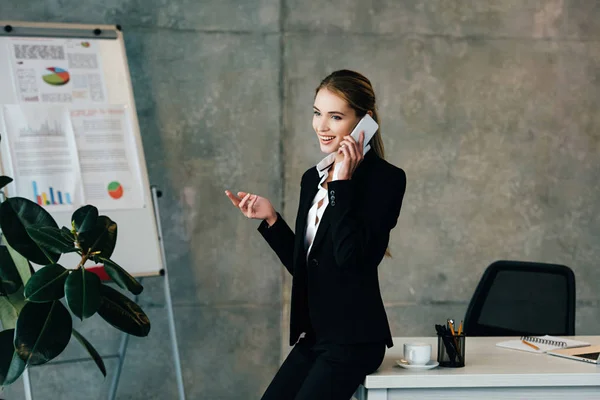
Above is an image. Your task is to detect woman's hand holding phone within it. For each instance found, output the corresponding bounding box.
[336,130,365,180]
[225,190,277,226]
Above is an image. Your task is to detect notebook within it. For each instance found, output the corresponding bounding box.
[548,345,600,364]
[496,335,591,354]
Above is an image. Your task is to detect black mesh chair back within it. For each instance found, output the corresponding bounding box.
[464,260,575,336]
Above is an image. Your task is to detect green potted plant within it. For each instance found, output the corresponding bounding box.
[0,174,150,385]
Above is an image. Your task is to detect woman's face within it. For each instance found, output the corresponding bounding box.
[313,88,360,154]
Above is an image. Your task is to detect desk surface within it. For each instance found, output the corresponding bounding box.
[365,336,600,389]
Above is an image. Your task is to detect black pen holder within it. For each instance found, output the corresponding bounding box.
[437,334,465,368]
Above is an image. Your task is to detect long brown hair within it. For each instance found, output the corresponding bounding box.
[315,70,392,257]
[315,69,385,159]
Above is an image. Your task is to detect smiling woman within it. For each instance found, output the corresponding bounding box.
[312,70,391,257]
[314,70,386,160]
[313,90,357,150]
[225,69,406,400]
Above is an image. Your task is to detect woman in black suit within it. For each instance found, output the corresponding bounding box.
[226,70,406,400]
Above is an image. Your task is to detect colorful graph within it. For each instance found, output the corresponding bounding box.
[107,181,124,199]
[42,67,70,86]
[33,181,72,206]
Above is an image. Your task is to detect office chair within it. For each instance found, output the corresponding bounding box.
[464,260,575,336]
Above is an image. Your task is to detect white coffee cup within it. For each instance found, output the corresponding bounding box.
[403,343,431,365]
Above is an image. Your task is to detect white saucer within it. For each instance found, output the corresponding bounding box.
[395,359,439,370]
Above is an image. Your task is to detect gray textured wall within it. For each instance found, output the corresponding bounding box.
[1,1,600,399]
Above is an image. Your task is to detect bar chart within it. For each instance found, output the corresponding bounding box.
[32,181,72,206]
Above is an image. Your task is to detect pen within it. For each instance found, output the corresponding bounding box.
[449,321,456,336]
[447,319,461,356]
[522,340,540,351]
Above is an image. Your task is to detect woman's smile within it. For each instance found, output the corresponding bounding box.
[318,135,336,143]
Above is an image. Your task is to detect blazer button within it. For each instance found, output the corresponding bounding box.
[310,259,318,266]
[330,200,336,206]
[330,190,336,195]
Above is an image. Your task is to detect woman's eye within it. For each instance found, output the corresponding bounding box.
[313,111,321,116]
[332,115,341,121]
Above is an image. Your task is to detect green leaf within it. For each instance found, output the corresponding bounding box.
[0,197,61,265]
[6,286,26,314]
[0,297,18,330]
[0,286,26,330]
[5,241,32,286]
[0,176,13,191]
[97,284,150,337]
[78,216,117,259]
[72,205,99,234]
[100,258,143,295]
[25,225,77,254]
[60,227,76,243]
[4,352,26,385]
[14,301,72,366]
[65,268,101,320]
[0,329,26,386]
[24,264,69,303]
[0,246,23,295]
[72,329,106,377]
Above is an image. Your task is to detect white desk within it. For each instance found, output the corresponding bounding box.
[356,336,600,400]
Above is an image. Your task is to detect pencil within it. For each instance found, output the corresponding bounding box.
[457,321,463,336]
[522,340,540,351]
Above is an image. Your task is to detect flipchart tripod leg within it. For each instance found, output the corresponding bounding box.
[151,185,186,400]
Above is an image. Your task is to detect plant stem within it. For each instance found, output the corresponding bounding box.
[76,253,90,270]
[71,221,83,252]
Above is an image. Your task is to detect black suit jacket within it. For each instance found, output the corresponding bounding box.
[258,151,406,348]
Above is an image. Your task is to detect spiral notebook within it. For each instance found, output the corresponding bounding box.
[496,335,591,354]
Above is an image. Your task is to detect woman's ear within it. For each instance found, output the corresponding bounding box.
[367,110,373,117]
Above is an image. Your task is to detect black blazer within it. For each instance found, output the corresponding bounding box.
[258,151,406,348]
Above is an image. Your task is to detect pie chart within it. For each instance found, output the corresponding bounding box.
[42,67,70,86]
[107,181,124,199]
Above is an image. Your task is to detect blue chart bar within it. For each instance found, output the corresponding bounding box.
[31,180,72,206]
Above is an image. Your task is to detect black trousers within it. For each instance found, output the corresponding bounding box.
[261,337,386,400]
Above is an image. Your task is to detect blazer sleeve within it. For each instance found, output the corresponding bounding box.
[257,212,295,276]
[326,167,406,270]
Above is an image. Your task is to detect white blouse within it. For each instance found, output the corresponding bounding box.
[304,152,341,258]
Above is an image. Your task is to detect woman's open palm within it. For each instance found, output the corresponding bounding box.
[225,190,276,222]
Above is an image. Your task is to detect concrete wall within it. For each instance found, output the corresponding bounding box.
[1,1,599,399]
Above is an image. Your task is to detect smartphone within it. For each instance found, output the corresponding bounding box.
[349,114,379,155]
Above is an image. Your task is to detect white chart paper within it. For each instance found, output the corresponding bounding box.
[70,106,145,210]
[7,37,108,104]
[1,104,84,210]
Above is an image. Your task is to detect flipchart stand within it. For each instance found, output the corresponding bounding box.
[22,186,186,400]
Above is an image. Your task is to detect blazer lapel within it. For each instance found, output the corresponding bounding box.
[307,151,377,258]
[294,169,319,264]
[308,206,331,258]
